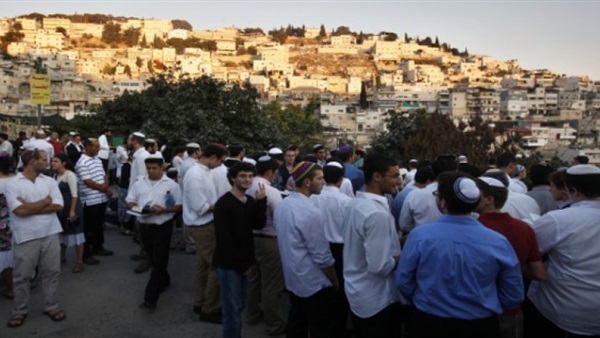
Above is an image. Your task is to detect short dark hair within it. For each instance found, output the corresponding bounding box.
[227,162,256,185]
[549,170,567,191]
[323,161,345,184]
[481,170,510,187]
[496,152,516,168]
[529,164,553,186]
[566,173,600,198]
[256,157,279,176]
[414,166,435,184]
[363,154,398,185]
[574,155,589,164]
[438,172,480,214]
[432,157,458,179]
[186,146,199,156]
[21,149,43,167]
[337,147,354,162]
[202,144,227,159]
[103,128,111,133]
[301,154,318,163]
[227,145,244,158]
[145,157,164,166]
[83,138,98,148]
[294,166,321,188]
[0,133,8,140]
[53,153,74,171]
[0,153,14,174]
[476,179,508,209]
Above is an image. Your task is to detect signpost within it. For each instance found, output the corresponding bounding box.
[30,73,50,128]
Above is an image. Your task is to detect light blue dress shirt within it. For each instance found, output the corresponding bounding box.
[274,192,335,298]
[396,215,524,320]
[343,191,402,318]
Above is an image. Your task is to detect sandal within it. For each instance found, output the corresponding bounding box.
[7,313,27,328]
[43,309,66,322]
[72,263,84,273]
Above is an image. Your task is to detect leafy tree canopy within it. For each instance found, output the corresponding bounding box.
[171,19,192,31]
[95,75,323,152]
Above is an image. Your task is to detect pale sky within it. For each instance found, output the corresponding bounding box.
[3,0,600,80]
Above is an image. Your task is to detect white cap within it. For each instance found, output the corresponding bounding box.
[268,147,283,155]
[409,159,418,164]
[567,164,600,175]
[458,155,467,163]
[325,162,343,169]
[242,157,256,165]
[478,177,505,188]
[186,142,200,149]
[145,138,157,144]
[132,132,145,138]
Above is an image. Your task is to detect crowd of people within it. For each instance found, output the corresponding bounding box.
[0,129,598,338]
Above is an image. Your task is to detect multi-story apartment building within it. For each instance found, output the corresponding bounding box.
[374,41,400,60]
[500,89,529,119]
[42,17,71,32]
[467,87,501,119]
[527,87,558,115]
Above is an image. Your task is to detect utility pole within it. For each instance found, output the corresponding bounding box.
[31,57,49,129]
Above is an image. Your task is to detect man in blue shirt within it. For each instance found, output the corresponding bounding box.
[396,171,524,338]
[337,145,364,193]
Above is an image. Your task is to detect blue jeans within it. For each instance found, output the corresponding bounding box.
[217,267,247,338]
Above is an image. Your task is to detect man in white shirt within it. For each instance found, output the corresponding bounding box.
[310,160,353,337]
[399,156,458,234]
[182,143,227,323]
[274,161,338,337]
[128,132,150,190]
[76,138,113,264]
[127,154,182,311]
[0,133,13,156]
[24,130,53,170]
[97,128,111,172]
[481,169,541,222]
[343,154,402,337]
[245,156,287,335]
[495,152,527,193]
[5,149,65,328]
[176,142,201,254]
[403,159,418,185]
[526,164,600,337]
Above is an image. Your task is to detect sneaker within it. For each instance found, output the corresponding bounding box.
[83,256,100,265]
[92,248,114,256]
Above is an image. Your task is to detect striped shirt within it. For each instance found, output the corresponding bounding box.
[76,154,108,206]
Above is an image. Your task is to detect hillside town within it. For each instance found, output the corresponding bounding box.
[1,14,600,164]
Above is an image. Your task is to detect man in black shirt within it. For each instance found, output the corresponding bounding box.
[213,162,266,338]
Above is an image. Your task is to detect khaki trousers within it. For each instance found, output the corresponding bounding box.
[246,236,287,334]
[12,234,61,315]
[189,224,220,313]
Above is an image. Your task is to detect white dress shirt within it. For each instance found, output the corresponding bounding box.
[528,200,600,335]
[126,174,182,225]
[98,134,110,160]
[247,176,282,237]
[212,164,231,198]
[129,147,150,190]
[404,168,417,185]
[310,186,352,244]
[0,140,13,156]
[274,192,335,298]
[115,145,128,178]
[171,155,184,171]
[340,178,355,198]
[178,157,197,183]
[398,182,440,233]
[182,163,217,226]
[4,173,64,244]
[343,191,402,318]
[502,191,540,221]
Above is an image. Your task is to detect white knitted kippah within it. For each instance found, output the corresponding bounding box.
[453,177,480,203]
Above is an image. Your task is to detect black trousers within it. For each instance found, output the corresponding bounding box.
[287,287,336,338]
[409,308,500,338]
[83,202,107,257]
[140,220,173,304]
[329,243,350,338]
[523,299,600,338]
[353,302,403,338]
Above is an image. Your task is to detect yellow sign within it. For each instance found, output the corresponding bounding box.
[30,73,50,105]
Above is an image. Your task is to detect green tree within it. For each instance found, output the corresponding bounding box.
[171,19,193,31]
[166,37,186,54]
[332,26,353,36]
[147,60,154,73]
[122,27,141,47]
[135,56,143,70]
[262,100,324,150]
[140,35,148,48]
[318,24,327,38]
[247,46,257,56]
[198,40,217,52]
[95,75,283,150]
[101,63,116,75]
[383,32,398,41]
[55,26,67,37]
[359,82,369,109]
[152,36,166,49]
[123,64,132,77]
[101,22,121,44]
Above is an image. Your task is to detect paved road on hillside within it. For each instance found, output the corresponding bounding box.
[0,225,279,338]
